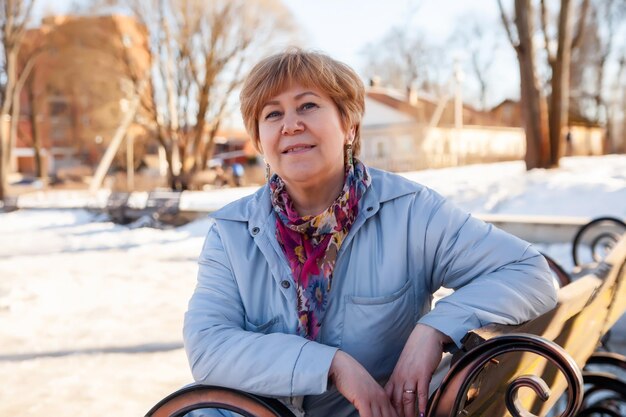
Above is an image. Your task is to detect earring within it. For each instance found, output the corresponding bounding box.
[345,142,353,166]
[264,160,271,182]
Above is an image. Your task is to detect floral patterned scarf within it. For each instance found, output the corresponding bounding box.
[270,159,371,340]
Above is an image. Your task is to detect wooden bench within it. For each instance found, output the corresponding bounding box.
[428,231,626,417]
[0,195,19,213]
[146,223,626,417]
[104,191,131,224]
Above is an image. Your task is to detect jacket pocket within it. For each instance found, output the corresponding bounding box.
[244,315,280,334]
[341,280,415,379]
[347,279,413,305]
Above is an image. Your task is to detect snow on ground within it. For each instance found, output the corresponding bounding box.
[0,155,625,416]
[401,154,626,218]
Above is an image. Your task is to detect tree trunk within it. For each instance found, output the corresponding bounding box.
[623,85,626,153]
[160,7,181,178]
[8,55,36,176]
[594,51,610,152]
[201,119,220,169]
[548,0,574,167]
[515,0,550,169]
[27,82,44,179]
[0,123,6,201]
[0,117,6,202]
[0,49,19,201]
[192,93,211,173]
[31,113,43,178]
[0,114,11,201]
[156,128,178,190]
[191,73,213,175]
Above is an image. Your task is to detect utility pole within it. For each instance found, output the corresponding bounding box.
[454,58,464,131]
[88,88,142,193]
[126,130,134,191]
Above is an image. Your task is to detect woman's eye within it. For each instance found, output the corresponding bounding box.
[300,102,318,111]
[264,111,281,120]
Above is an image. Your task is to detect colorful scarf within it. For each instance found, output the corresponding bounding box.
[270,159,371,340]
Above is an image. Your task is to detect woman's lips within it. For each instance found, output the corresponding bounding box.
[282,145,315,154]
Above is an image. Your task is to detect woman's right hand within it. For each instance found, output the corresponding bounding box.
[329,350,399,417]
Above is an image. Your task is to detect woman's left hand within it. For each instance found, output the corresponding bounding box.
[384,324,452,417]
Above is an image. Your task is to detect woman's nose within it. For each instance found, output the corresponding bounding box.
[281,113,304,135]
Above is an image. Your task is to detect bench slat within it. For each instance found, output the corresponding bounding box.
[433,235,626,416]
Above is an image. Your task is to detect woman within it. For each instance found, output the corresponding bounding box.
[183,49,557,417]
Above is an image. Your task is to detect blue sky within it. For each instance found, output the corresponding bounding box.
[281,0,518,106]
[33,0,519,106]
[281,0,500,69]
[36,0,501,65]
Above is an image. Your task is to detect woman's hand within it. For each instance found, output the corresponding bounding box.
[384,324,452,417]
[330,350,399,417]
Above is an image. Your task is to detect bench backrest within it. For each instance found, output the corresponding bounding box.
[427,235,626,417]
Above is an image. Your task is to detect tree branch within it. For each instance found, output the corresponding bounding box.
[497,0,520,52]
[571,0,590,50]
[540,0,556,65]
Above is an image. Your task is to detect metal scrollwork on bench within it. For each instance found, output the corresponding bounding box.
[144,385,296,417]
[426,334,584,417]
[505,375,550,416]
[572,217,626,267]
[578,352,626,417]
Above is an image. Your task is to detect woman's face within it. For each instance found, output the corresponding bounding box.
[258,82,351,191]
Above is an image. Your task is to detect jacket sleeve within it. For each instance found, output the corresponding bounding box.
[183,221,338,397]
[415,190,558,347]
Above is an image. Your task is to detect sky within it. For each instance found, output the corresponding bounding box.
[280,1,518,105]
[281,0,499,68]
[1,154,626,415]
[32,0,520,107]
[35,0,500,57]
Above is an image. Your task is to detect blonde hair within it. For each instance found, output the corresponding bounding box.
[239,48,365,155]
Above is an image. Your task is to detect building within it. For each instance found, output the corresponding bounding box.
[360,89,607,173]
[14,14,152,179]
[490,99,606,156]
[360,88,526,171]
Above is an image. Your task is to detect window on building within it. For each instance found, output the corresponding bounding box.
[376,141,386,158]
[50,125,69,144]
[48,95,71,118]
[47,95,73,147]
[400,135,413,153]
[49,100,69,116]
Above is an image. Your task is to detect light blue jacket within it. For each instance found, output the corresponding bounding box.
[183,167,557,416]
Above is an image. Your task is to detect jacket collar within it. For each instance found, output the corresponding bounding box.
[210,166,420,224]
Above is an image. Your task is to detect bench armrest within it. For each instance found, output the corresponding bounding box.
[144,384,296,417]
[427,333,583,417]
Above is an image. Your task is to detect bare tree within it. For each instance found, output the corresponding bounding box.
[15,27,52,181]
[24,66,43,178]
[0,0,35,200]
[498,0,590,169]
[450,15,501,111]
[614,54,625,153]
[498,0,550,169]
[541,0,589,165]
[570,0,625,152]
[91,0,294,190]
[569,4,602,120]
[360,26,444,96]
[615,52,626,153]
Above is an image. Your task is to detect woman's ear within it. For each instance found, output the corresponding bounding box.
[346,125,356,143]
